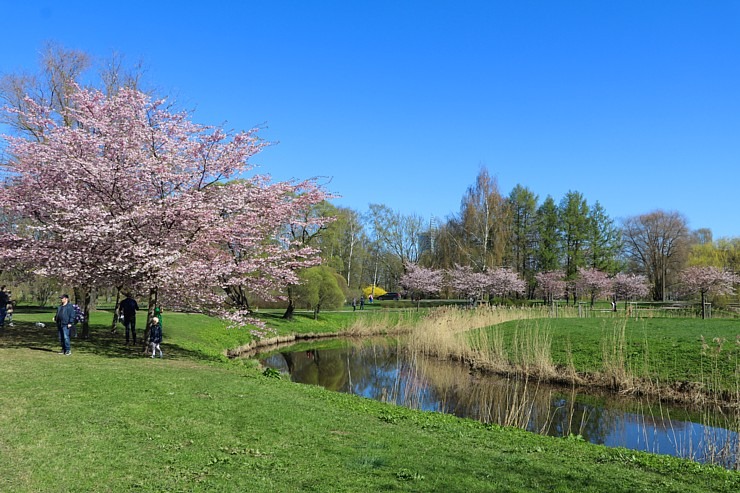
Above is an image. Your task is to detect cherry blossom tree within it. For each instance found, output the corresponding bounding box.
[611,273,650,310]
[487,267,526,299]
[574,267,612,307]
[0,85,330,333]
[399,262,443,309]
[534,270,566,305]
[445,264,490,301]
[678,266,737,319]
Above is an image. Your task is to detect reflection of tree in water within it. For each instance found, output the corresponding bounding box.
[547,398,618,443]
[282,349,349,391]
[346,341,410,401]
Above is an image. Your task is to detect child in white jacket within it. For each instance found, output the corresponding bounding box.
[148,316,163,358]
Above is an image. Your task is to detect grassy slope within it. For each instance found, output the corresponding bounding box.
[0,308,738,492]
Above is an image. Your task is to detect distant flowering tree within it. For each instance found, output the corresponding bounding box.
[446,264,490,301]
[535,270,566,305]
[0,85,329,333]
[678,266,737,319]
[574,267,612,307]
[611,273,650,309]
[399,263,443,306]
[487,267,526,300]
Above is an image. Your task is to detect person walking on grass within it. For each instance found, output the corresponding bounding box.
[54,294,75,356]
[119,293,139,345]
[147,316,163,358]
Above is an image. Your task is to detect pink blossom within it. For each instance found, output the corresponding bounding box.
[0,86,330,332]
[487,267,526,298]
[574,267,612,306]
[445,264,489,299]
[535,270,566,303]
[399,263,443,298]
[611,273,650,302]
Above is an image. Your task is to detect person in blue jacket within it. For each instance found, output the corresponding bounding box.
[54,294,76,355]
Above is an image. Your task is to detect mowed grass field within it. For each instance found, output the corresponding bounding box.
[0,307,738,492]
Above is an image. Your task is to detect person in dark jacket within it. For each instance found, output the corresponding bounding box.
[147,316,163,358]
[54,294,76,355]
[118,293,139,345]
[0,286,8,329]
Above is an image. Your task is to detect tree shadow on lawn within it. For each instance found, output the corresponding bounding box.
[0,321,204,361]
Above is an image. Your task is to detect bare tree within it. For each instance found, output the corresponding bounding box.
[457,167,511,272]
[367,203,423,275]
[1,43,148,140]
[622,210,690,301]
[0,43,90,138]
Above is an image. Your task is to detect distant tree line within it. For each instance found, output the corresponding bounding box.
[307,165,740,307]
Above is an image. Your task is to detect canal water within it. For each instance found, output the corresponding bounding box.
[255,337,739,469]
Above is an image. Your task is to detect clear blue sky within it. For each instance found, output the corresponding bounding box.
[3,1,740,238]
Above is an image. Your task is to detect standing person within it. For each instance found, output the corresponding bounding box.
[147,316,163,358]
[0,286,8,329]
[70,303,83,338]
[5,290,14,327]
[119,293,140,345]
[360,296,365,310]
[352,298,357,311]
[54,294,75,355]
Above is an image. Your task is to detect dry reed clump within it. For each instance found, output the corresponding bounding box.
[600,319,631,390]
[511,320,556,379]
[341,311,419,337]
[406,306,524,362]
[405,306,556,376]
[560,340,582,384]
[405,307,641,392]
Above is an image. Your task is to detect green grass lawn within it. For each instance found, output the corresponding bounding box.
[0,308,738,492]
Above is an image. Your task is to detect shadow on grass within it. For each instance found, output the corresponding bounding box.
[0,321,206,361]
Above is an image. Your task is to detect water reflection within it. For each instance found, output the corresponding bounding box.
[258,338,739,469]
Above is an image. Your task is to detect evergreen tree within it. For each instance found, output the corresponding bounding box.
[586,201,622,273]
[559,191,591,301]
[534,196,561,273]
[507,184,538,296]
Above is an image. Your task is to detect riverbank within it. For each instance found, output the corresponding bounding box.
[400,307,740,409]
[0,308,738,491]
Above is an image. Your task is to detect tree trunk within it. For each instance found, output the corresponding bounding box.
[110,286,122,333]
[283,286,295,320]
[224,285,250,310]
[74,285,93,339]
